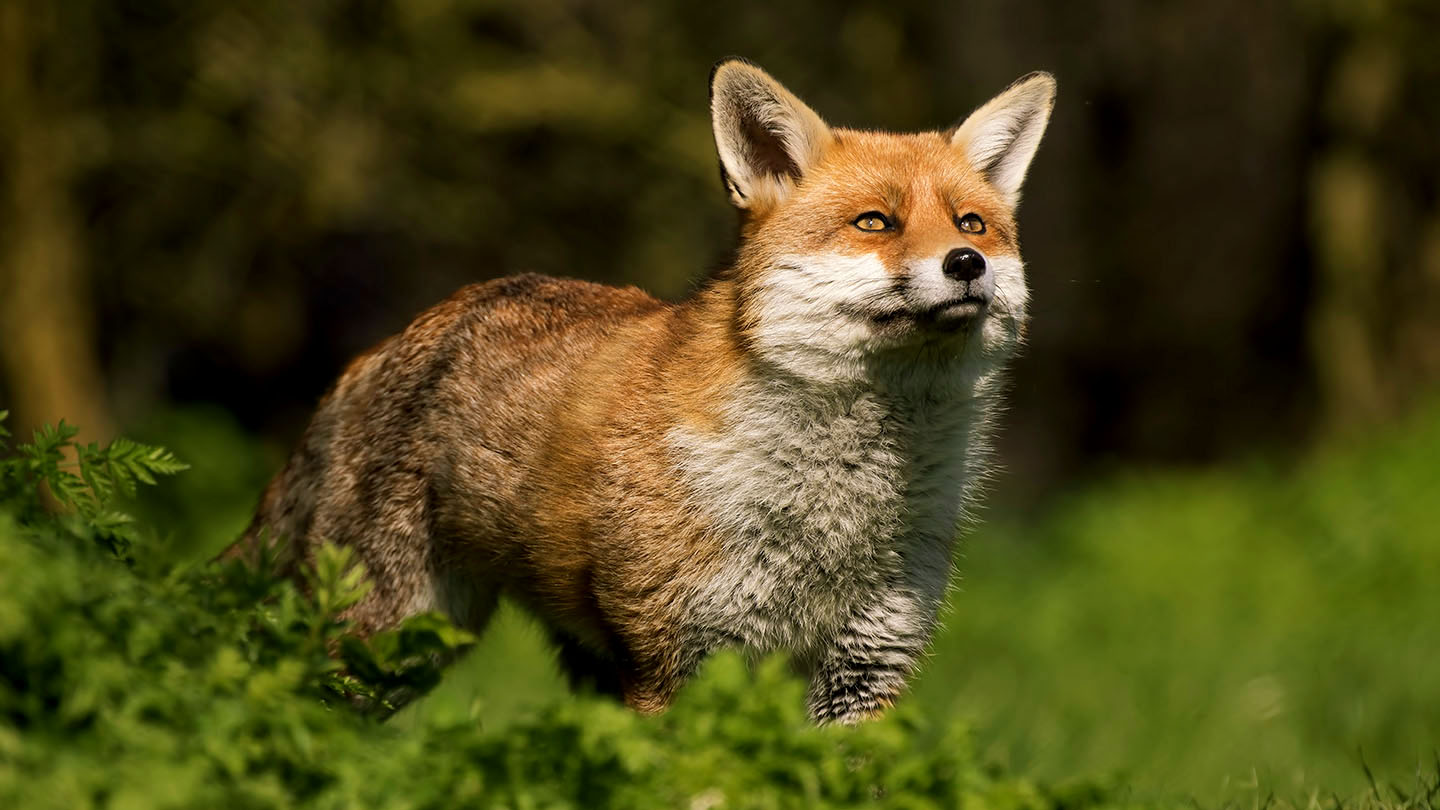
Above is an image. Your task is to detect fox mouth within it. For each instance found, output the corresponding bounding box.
[922,297,988,322]
[867,295,990,331]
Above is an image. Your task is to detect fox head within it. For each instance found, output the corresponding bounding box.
[709,59,1055,381]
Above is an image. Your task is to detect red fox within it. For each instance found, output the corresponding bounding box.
[229,59,1055,724]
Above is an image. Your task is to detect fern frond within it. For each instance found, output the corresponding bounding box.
[89,509,137,535]
[24,422,74,473]
[34,421,80,457]
[104,437,190,489]
[77,442,117,503]
[48,469,96,514]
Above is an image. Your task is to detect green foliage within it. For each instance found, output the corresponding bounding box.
[908,402,1440,797]
[422,655,1115,810]
[0,419,1139,808]
[417,401,1440,803]
[0,412,188,559]
[336,611,479,719]
[0,419,467,807]
[3,412,1439,807]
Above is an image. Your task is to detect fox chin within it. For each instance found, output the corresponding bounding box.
[226,58,1056,725]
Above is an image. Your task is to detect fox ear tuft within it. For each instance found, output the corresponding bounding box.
[950,72,1056,203]
[710,59,833,210]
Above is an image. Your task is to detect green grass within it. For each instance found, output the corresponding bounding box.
[402,403,1440,801]
[922,415,1440,797]
[9,412,1102,810]
[10,401,1434,806]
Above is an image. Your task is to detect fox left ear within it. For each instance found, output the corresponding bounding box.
[710,58,834,210]
[950,72,1056,203]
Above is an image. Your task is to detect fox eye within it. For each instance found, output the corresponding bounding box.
[853,212,894,232]
[955,212,986,234]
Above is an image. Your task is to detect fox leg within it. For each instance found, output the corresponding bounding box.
[614,625,735,714]
[545,633,686,712]
[617,644,698,715]
[805,590,935,725]
[549,631,626,699]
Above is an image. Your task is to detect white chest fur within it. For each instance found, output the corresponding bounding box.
[667,369,1000,653]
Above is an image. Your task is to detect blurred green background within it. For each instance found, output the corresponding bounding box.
[1,0,1438,801]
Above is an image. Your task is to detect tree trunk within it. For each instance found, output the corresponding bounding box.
[0,1,112,441]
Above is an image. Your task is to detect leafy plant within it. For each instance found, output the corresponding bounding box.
[0,412,187,558]
[3,412,1436,808]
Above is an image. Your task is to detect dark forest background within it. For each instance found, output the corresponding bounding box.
[2,0,1439,509]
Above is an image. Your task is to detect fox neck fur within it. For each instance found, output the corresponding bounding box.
[667,275,1006,656]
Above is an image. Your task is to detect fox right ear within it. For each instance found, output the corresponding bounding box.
[710,59,833,210]
[950,72,1056,204]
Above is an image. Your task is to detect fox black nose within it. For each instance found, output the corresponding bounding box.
[943,248,986,282]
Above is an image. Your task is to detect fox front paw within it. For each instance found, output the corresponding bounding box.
[806,670,903,725]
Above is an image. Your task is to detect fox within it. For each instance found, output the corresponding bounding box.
[226,59,1056,725]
